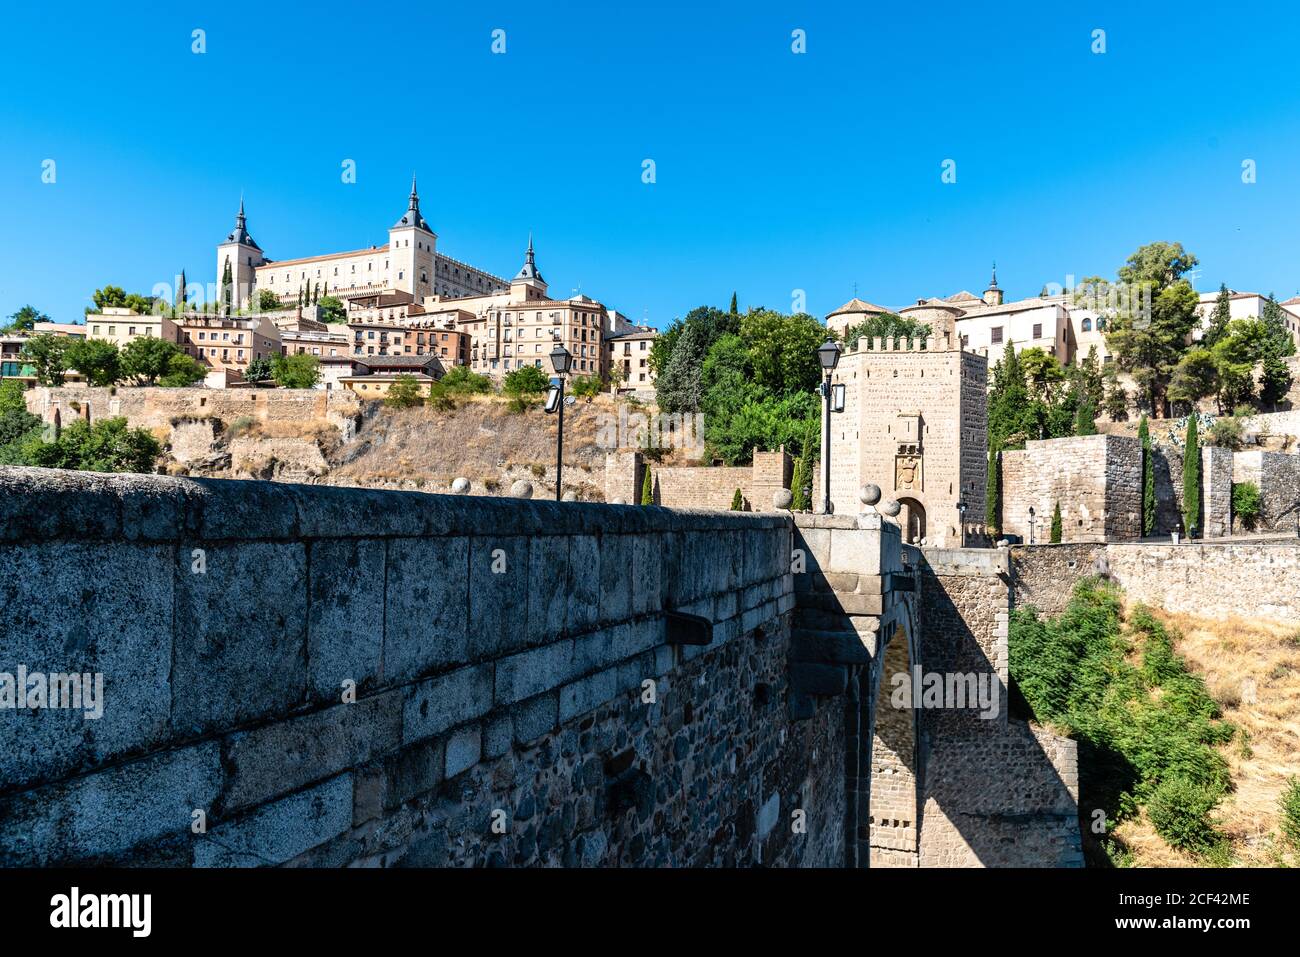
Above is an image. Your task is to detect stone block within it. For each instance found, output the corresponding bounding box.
[494,640,576,705]
[513,693,558,745]
[789,662,847,697]
[172,541,308,737]
[828,527,880,575]
[468,536,529,659]
[403,664,493,744]
[597,534,636,622]
[444,725,482,778]
[194,774,353,867]
[384,738,445,810]
[384,536,471,682]
[221,691,402,812]
[566,535,601,633]
[483,714,513,759]
[527,536,571,644]
[559,666,621,723]
[632,533,663,615]
[0,742,223,866]
[307,538,386,700]
[571,618,665,674]
[0,542,173,793]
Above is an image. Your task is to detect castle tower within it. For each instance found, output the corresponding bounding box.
[388,175,436,299]
[215,197,265,311]
[982,262,1004,307]
[510,233,548,302]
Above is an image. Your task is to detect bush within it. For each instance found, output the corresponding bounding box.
[570,374,603,399]
[503,365,550,396]
[1147,776,1224,855]
[271,353,320,389]
[22,416,160,473]
[1009,582,1234,858]
[1232,482,1262,531]
[1281,777,1300,851]
[730,488,744,510]
[1208,413,1246,450]
[384,374,424,409]
[440,365,492,394]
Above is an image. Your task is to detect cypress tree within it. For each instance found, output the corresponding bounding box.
[790,459,806,511]
[729,292,738,315]
[1074,398,1097,436]
[640,465,653,505]
[1183,416,1200,537]
[1139,415,1155,536]
[985,445,1001,536]
[730,488,744,511]
[1050,501,1063,543]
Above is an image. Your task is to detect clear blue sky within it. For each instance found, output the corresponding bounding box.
[4,1,1300,328]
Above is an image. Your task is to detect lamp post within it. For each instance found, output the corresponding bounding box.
[956,495,967,547]
[547,343,572,501]
[1028,506,1036,545]
[816,338,842,515]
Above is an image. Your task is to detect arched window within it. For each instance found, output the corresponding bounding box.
[1082,318,1092,332]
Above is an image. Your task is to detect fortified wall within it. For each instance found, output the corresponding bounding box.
[1011,540,1300,623]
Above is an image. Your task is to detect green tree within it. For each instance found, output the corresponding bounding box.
[244,355,273,383]
[159,353,207,387]
[730,487,744,510]
[1232,482,1261,531]
[317,295,346,324]
[986,446,1001,535]
[503,364,550,396]
[384,374,424,408]
[1259,343,1292,411]
[20,333,70,386]
[1020,347,1066,400]
[1091,241,1201,416]
[1183,415,1200,536]
[4,304,49,332]
[842,312,929,349]
[1074,397,1097,436]
[729,292,738,315]
[256,289,281,313]
[121,337,186,385]
[23,416,161,473]
[1103,362,1128,421]
[271,353,321,389]
[649,304,739,382]
[440,365,492,394]
[1281,777,1300,851]
[988,343,1037,448]
[790,458,807,511]
[90,285,129,311]
[1167,347,1219,410]
[64,338,121,387]
[1139,415,1155,536]
[1050,501,1063,543]
[1202,284,1232,349]
[0,381,43,465]
[220,259,234,314]
[640,465,653,505]
[1261,293,1296,357]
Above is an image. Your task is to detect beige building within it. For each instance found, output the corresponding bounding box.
[604,327,657,392]
[340,354,444,399]
[76,309,178,351]
[215,179,508,311]
[176,315,281,375]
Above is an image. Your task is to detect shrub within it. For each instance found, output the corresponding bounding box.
[1208,414,1246,450]
[1147,776,1224,855]
[730,487,744,511]
[503,365,550,396]
[383,374,424,409]
[440,365,492,394]
[226,415,256,438]
[1232,482,1261,531]
[271,353,320,389]
[570,374,603,399]
[1281,777,1300,851]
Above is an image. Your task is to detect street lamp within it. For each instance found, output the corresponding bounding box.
[816,338,842,515]
[1028,506,1036,545]
[547,343,572,501]
[956,495,968,547]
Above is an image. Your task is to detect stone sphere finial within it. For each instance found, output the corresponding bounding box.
[859,484,881,506]
[509,480,534,499]
[562,491,578,502]
[610,497,627,505]
[879,499,901,518]
[773,488,794,510]
[451,477,470,495]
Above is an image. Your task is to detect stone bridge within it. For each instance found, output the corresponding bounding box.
[0,467,1080,867]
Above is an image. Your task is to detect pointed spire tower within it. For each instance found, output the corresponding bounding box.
[389,174,436,299]
[216,194,265,312]
[511,233,548,300]
[983,261,1004,306]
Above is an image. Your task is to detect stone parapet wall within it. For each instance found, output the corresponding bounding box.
[0,466,848,868]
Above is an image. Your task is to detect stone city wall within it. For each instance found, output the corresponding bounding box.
[1000,435,1142,543]
[0,466,855,868]
[1011,540,1300,624]
[607,449,798,512]
[1233,450,1300,532]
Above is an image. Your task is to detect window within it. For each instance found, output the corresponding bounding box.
[1032,323,1042,339]
[1081,318,1092,332]
[991,327,1003,344]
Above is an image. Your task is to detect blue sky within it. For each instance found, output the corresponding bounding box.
[4,1,1300,328]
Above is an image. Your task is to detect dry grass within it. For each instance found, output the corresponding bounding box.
[1110,604,1300,867]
